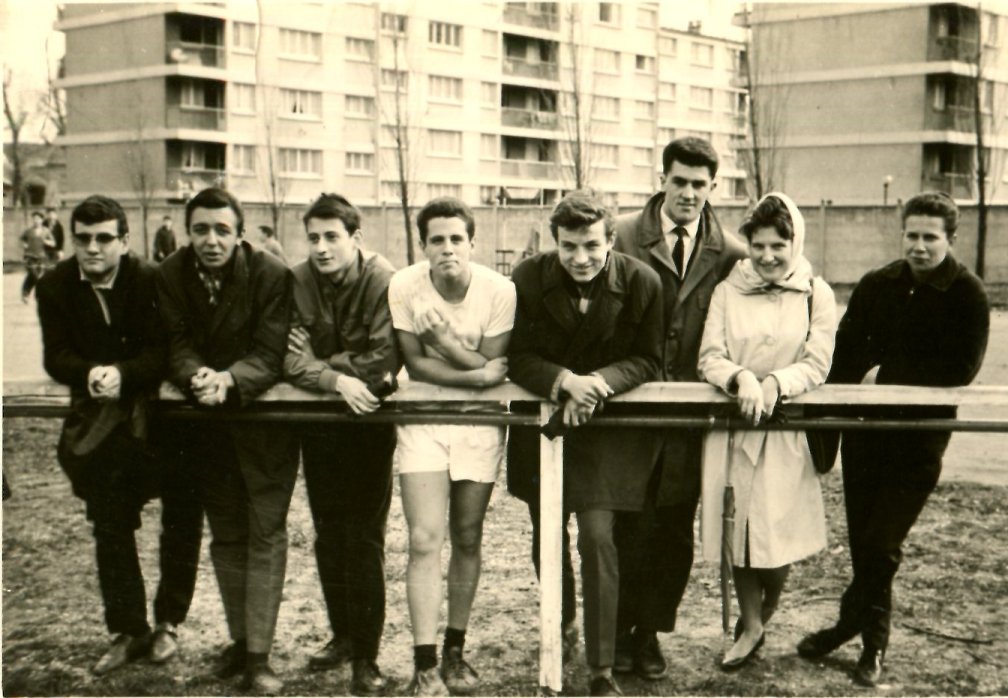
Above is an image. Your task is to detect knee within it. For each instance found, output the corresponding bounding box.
[450,521,484,557]
[409,524,444,557]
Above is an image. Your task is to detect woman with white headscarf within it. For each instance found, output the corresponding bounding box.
[697,192,836,670]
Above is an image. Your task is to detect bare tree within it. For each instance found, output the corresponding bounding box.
[255,0,288,239]
[4,67,31,210]
[557,3,593,190]
[39,35,66,142]
[122,111,157,257]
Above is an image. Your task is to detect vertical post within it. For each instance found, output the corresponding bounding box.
[539,402,564,694]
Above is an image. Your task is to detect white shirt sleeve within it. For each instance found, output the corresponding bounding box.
[387,268,415,333]
[483,275,517,338]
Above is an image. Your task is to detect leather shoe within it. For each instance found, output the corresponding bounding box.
[720,632,765,672]
[562,621,579,665]
[633,631,667,680]
[241,662,283,694]
[149,622,178,664]
[853,646,884,687]
[92,632,151,675]
[351,658,389,696]
[214,640,247,679]
[407,666,449,697]
[589,675,623,697]
[797,625,857,659]
[439,646,479,695]
[308,636,353,671]
[613,631,633,673]
[732,621,766,652]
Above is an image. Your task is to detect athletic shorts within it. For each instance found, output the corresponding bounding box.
[394,424,504,483]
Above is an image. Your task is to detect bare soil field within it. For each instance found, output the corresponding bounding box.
[2,416,1007,697]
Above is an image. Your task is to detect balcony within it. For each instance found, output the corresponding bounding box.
[923,172,973,198]
[929,35,978,62]
[166,40,226,68]
[167,167,226,198]
[502,4,559,32]
[502,159,554,178]
[166,105,227,131]
[503,57,559,81]
[501,107,558,129]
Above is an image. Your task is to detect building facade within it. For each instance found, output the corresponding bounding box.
[740,2,1008,205]
[54,2,747,209]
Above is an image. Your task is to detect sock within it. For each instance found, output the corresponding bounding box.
[246,651,267,668]
[414,644,437,672]
[443,627,466,654]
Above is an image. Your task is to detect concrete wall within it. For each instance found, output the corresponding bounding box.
[63,14,166,76]
[7,202,1007,286]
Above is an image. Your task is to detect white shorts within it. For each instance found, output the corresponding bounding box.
[394,424,504,483]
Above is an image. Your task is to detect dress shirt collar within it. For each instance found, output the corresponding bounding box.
[660,207,701,239]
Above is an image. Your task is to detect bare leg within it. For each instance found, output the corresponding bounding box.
[401,472,451,645]
[724,567,765,663]
[446,480,495,630]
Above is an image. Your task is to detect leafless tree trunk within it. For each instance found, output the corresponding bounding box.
[256,0,287,239]
[4,68,29,210]
[558,3,592,190]
[40,35,66,142]
[122,115,156,257]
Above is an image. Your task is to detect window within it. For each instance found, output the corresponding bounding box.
[633,147,651,166]
[598,2,619,24]
[636,7,656,28]
[346,37,374,60]
[635,54,655,73]
[279,28,321,59]
[428,183,462,198]
[279,148,322,175]
[428,129,462,156]
[932,81,946,110]
[180,80,200,107]
[593,95,620,119]
[658,127,675,144]
[232,144,256,173]
[593,48,620,73]
[280,88,322,118]
[481,81,498,106]
[482,29,498,56]
[981,80,994,113]
[345,152,374,173]
[983,12,999,46]
[233,22,256,51]
[723,177,748,200]
[480,185,499,204]
[381,13,407,34]
[232,83,255,112]
[690,42,713,67]
[345,94,374,117]
[593,143,618,166]
[429,21,462,48]
[690,86,713,110]
[429,75,463,101]
[658,36,677,56]
[381,69,408,91]
[480,134,498,159]
[658,82,676,101]
[634,99,654,118]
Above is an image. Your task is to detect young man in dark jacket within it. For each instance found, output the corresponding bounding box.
[797,191,989,687]
[508,190,663,696]
[610,137,747,677]
[156,187,296,694]
[283,193,400,694]
[36,195,203,675]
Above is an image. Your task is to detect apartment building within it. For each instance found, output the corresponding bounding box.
[54,2,747,208]
[740,2,1008,205]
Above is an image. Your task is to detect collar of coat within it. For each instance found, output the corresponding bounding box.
[882,254,961,291]
[638,191,725,254]
[540,251,625,297]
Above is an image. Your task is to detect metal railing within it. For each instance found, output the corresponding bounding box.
[502,56,559,81]
[166,40,226,68]
[501,159,554,178]
[501,107,559,129]
[165,104,227,131]
[502,5,560,32]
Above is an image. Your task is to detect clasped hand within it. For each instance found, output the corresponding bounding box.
[735,370,781,425]
[191,367,234,406]
[560,373,613,427]
[87,365,121,402]
[415,307,457,350]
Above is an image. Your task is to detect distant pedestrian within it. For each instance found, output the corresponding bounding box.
[21,211,56,302]
[258,225,287,265]
[152,216,177,262]
[44,206,65,259]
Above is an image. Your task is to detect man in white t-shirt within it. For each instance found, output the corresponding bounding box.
[387,197,516,696]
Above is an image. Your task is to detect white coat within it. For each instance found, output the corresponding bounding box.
[697,193,836,569]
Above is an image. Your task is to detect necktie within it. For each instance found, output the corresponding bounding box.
[672,226,686,279]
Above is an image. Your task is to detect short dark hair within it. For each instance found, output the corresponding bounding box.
[303,192,361,234]
[417,197,475,243]
[662,136,719,178]
[738,195,794,242]
[31,211,44,220]
[185,187,244,234]
[71,195,128,237]
[549,189,614,242]
[902,191,959,237]
[45,207,57,214]
[162,215,172,222]
[258,225,275,238]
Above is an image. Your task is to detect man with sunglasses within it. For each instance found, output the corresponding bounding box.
[35,195,204,675]
[156,187,296,694]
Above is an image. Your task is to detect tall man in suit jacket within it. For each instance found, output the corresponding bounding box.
[508,190,663,697]
[36,195,203,675]
[156,187,296,694]
[611,137,747,677]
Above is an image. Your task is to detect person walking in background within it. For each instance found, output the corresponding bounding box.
[387,197,516,696]
[35,195,203,675]
[258,225,287,265]
[156,187,297,694]
[283,193,400,695]
[21,210,57,302]
[797,191,989,687]
[610,136,747,679]
[152,215,177,262]
[507,190,663,697]
[696,193,836,670]
[45,206,65,260]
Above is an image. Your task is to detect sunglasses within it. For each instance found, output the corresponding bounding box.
[73,232,121,246]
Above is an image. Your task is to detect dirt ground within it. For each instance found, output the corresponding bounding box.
[2,416,1007,697]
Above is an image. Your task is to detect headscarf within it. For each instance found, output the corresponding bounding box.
[728,191,814,295]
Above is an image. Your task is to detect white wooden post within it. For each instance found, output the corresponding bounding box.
[538,402,564,693]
